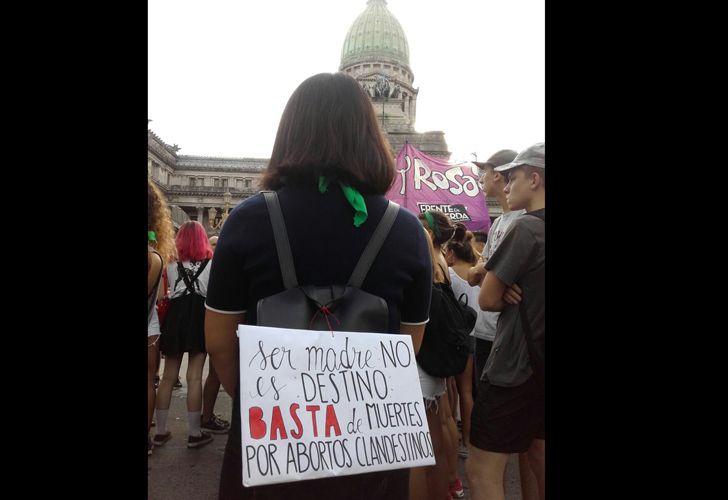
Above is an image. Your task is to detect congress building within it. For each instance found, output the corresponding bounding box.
[148,0,455,234]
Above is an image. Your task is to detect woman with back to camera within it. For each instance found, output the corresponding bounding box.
[443,224,480,461]
[153,221,215,450]
[417,210,467,500]
[147,179,176,456]
[204,72,433,499]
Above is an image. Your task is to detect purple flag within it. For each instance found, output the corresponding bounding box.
[386,143,490,233]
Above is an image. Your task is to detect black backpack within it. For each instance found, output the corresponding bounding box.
[416,281,477,377]
[256,191,400,333]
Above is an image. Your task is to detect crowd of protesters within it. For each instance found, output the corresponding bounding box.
[147,72,545,500]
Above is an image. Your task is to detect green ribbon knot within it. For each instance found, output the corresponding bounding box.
[318,176,368,227]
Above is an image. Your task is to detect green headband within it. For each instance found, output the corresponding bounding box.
[147,230,157,242]
[423,211,441,240]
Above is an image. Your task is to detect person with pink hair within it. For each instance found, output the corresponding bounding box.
[153,221,215,449]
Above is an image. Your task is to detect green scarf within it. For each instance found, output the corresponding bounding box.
[318,176,368,227]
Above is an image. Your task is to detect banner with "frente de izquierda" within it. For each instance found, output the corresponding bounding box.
[386,142,491,233]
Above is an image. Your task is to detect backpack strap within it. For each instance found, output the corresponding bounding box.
[263,191,299,290]
[162,267,169,298]
[348,201,399,288]
[177,259,209,295]
[148,249,163,300]
[263,191,399,290]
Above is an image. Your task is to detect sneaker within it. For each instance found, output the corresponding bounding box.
[449,478,465,499]
[201,415,230,434]
[152,431,172,447]
[457,443,469,458]
[148,436,153,456]
[187,431,213,449]
[173,378,183,389]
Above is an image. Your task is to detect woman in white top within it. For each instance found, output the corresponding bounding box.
[444,224,480,457]
[147,179,176,456]
[416,211,467,500]
[153,221,215,450]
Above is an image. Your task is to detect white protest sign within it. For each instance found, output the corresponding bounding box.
[237,325,435,487]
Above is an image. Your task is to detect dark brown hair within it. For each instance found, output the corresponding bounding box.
[417,210,456,246]
[445,224,478,265]
[261,72,395,195]
[472,231,487,244]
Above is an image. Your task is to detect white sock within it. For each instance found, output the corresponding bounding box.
[188,410,202,437]
[156,409,169,435]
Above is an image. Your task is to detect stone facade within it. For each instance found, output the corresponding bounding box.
[148,0,454,233]
[147,130,266,234]
[340,0,450,159]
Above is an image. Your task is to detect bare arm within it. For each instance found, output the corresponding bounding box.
[205,310,244,397]
[400,323,426,355]
[157,267,168,300]
[467,261,487,286]
[479,271,508,311]
[147,251,163,296]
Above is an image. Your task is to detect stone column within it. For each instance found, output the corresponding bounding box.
[196,206,204,224]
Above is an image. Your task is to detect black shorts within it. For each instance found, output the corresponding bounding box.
[474,338,493,382]
[470,375,544,454]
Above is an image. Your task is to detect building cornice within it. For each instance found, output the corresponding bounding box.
[167,185,256,197]
[147,129,179,165]
[340,58,414,78]
[147,129,180,157]
[176,155,268,172]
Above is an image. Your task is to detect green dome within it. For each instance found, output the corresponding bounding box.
[340,0,410,69]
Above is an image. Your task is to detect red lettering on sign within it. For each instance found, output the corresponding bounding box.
[306,405,321,437]
[249,406,266,439]
[269,405,288,440]
[324,404,342,437]
[289,403,303,439]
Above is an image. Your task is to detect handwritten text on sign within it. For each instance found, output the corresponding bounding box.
[238,325,435,486]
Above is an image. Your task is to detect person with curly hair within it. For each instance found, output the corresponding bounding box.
[148,178,176,456]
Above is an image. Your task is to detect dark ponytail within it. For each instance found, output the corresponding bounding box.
[445,223,478,264]
[417,210,455,246]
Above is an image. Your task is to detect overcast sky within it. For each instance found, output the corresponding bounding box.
[148,0,544,164]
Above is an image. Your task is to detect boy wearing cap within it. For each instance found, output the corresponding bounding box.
[466,142,545,500]
[469,149,537,499]
[468,149,524,381]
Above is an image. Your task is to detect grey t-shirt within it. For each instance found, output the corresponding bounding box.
[475,209,526,341]
[482,210,544,387]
